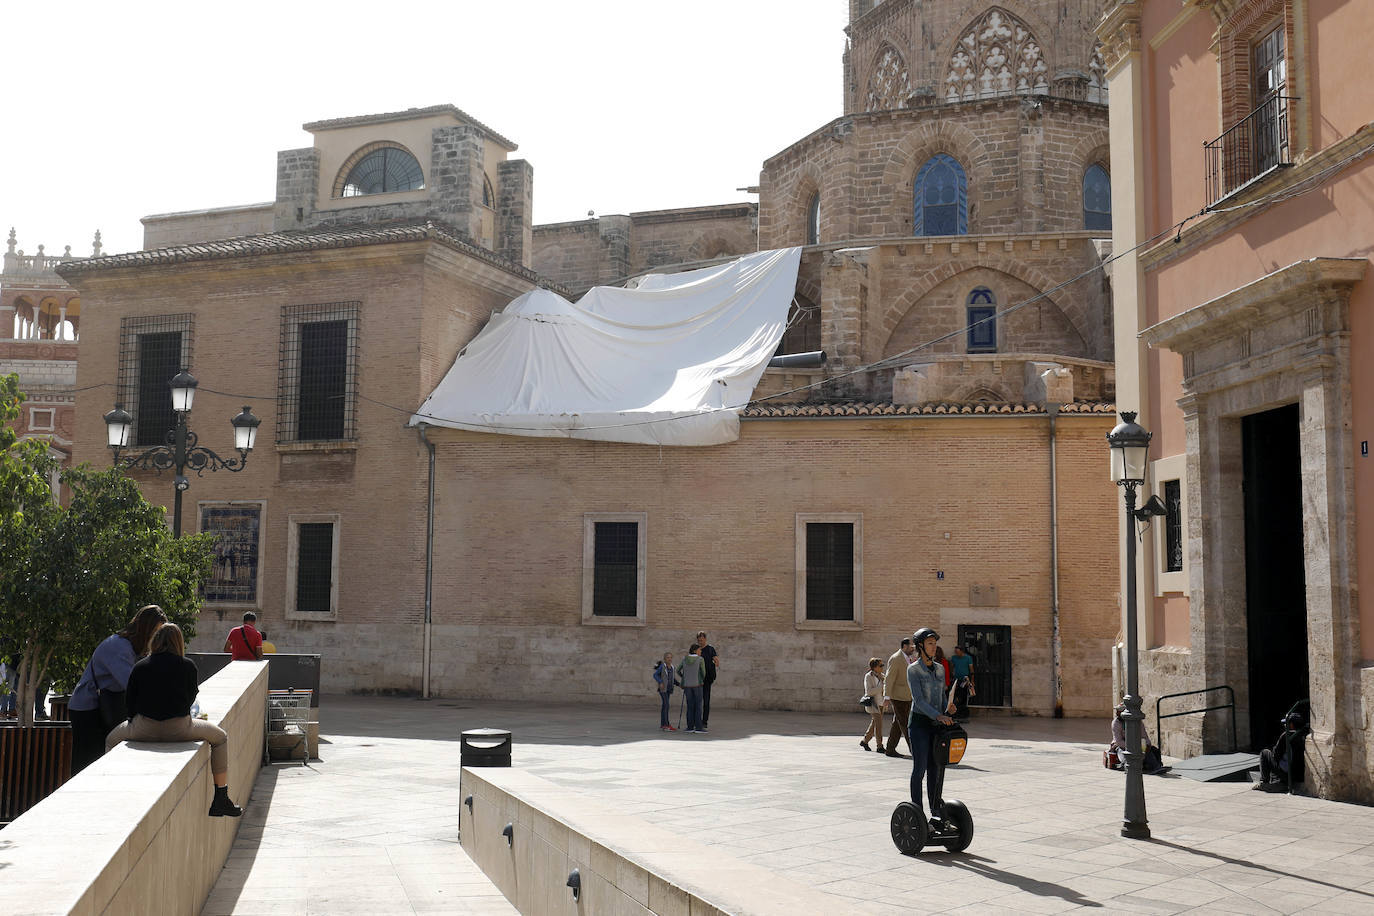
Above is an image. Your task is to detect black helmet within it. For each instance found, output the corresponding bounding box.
[912,627,939,645]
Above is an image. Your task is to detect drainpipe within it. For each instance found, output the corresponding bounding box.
[418,424,436,700]
[1048,401,1064,718]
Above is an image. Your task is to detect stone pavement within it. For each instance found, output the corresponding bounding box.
[205,697,1374,915]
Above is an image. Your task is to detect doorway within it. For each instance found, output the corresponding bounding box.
[1242,404,1308,751]
[958,624,1011,707]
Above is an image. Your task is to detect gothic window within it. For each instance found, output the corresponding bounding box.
[866,46,912,112]
[336,144,425,198]
[1086,42,1109,104]
[945,9,1048,102]
[967,287,997,352]
[1084,164,1112,231]
[913,154,968,236]
[482,175,496,208]
[806,192,821,245]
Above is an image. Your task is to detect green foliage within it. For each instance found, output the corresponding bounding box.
[0,374,215,724]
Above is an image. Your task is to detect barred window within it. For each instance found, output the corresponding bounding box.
[287,514,339,619]
[582,513,647,625]
[795,513,863,627]
[278,302,359,444]
[1164,479,1183,573]
[117,314,193,447]
[200,502,264,605]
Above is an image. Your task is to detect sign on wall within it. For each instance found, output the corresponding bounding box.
[200,502,263,605]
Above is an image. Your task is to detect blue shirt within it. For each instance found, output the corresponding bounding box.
[907,657,947,724]
[68,634,137,712]
[950,654,973,679]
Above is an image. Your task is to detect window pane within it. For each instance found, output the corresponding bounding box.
[967,305,997,352]
[135,332,181,446]
[806,522,854,620]
[1165,479,1183,573]
[914,154,967,236]
[298,320,348,440]
[1084,164,1112,231]
[593,521,638,616]
[296,523,334,612]
[343,147,424,197]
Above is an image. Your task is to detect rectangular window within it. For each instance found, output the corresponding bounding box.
[286,513,340,620]
[200,502,264,605]
[967,306,997,352]
[1251,24,1287,174]
[795,513,862,629]
[28,407,55,432]
[582,513,647,625]
[117,314,193,448]
[1164,479,1183,573]
[278,302,359,444]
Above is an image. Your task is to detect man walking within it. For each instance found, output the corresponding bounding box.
[883,637,916,757]
[223,612,264,661]
[696,631,720,731]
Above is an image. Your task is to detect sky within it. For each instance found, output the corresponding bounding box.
[2,1,847,259]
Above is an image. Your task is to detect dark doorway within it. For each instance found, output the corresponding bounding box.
[1242,404,1308,751]
[958,625,1012,707]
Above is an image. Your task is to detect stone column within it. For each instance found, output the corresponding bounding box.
[497,159,533,269]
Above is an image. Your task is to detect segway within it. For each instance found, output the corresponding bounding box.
[890,721,974,854]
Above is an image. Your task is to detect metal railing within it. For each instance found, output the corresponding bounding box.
[1204,94,1294,206]
[1155,685,1237,757]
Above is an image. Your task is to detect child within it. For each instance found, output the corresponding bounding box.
[653,652,677,731]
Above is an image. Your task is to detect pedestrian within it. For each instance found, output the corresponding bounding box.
[935,645,952,688]
[695,631,720,731]
[883,637,916,757]
[67,605,168,774]
[654,652,678,731]
[223,612,264,661]
[861,657,886,751]
[1110,702,1163,773]
[676,644,706,734]
[105,624,244,817]
[907,627,957,824]
[949,644,976,719]
[1255,710,1306,791]
[259,629,277,654]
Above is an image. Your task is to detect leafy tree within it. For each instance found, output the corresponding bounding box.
[0,374,215,726]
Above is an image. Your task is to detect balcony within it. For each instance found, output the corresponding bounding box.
[1204,94,1294,207]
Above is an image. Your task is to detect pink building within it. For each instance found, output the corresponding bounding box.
[1099,0,1373,800]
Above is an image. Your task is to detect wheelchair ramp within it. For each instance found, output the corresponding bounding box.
[1170,752,1260,781]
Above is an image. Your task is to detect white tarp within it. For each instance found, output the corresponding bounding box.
[409,247,802,446]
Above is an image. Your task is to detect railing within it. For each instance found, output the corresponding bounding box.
[1155,684,1237,757]
[1,250,82,278]
[1204,94,1294,206]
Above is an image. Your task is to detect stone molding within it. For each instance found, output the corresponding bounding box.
[1095,0,1142,75]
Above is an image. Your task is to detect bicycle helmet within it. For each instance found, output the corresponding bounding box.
[912,626,940,645]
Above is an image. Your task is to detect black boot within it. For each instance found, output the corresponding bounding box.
[209,785,243,817]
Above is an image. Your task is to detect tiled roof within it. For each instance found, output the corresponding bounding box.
[301,104,518,151]
[741,400,1117,418]
[54,222,546,287]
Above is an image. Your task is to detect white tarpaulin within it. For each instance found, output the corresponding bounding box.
[409,247,802,446]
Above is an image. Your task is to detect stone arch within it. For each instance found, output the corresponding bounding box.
[331,140,426,198]
[881,119,991,236]
[1068,129,1112,228]
[788,167,824,246]
[952,383,1011,402]
[864,43,913,112]
[938,4,1055,102]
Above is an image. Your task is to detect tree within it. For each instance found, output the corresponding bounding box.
[0,374,215,726]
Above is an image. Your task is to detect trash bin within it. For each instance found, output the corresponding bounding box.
[461,728,512,767]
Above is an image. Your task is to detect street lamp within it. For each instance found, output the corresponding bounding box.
[103,372,260,537]
[1107,410,1156,839]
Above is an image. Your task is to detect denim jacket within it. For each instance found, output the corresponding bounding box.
[907,658,947,725]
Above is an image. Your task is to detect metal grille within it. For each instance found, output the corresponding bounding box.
[1204,93,1292,205]
[116,314,193,447]
[342,147,424,197]
[1164,479,1183,573]
[958,624,1012,707]
[592,521,638,617]
[278,302,359,443]
[805,522,854,620]
[295,522,334,613]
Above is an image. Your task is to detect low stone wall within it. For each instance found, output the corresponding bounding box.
[461,766,865,916]
[0,662,267,916]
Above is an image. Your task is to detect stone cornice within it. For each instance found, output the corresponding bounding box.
[1095,0,1142,74]
[1140,257,1367,353]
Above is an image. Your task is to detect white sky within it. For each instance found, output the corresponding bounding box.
[2,1,847,259]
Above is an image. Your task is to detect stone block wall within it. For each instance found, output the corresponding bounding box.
[273,147,320,231]
[497,159,534,269]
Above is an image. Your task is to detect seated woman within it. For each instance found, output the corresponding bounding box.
[1110,702,1164,773]
[105,623,244,817]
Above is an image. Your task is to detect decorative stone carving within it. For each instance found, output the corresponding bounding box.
[945,9,1048,102]
[866,45,912,111]
[1087,42,1109,103]
[1095,0,1142,74]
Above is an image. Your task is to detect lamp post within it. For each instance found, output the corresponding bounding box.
[103,372,260,537]
[1108,410,1152,839]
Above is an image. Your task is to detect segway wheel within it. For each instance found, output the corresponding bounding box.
[890,801,928,855]
[940,799,974,853]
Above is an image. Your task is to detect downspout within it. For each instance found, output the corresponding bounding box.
[1048,401,1064,718]
[418,423,436,700]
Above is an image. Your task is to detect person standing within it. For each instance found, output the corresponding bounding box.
[907,627,955,821]
[949,644,976,720]
[223,612,264,661]
[696,631,719,731]
[861,658,886,751]
[67,605,168,774]
[883,637,916,757]
[676,644,706,734]
[654,652,678,731]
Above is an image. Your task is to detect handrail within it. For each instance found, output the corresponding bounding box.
[1203,94,1296,206]
[1154,685,1237,757]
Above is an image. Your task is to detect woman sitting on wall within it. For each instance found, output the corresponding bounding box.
[67,605,167,774]
[104,623,244,817]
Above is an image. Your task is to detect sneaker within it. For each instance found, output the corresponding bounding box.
[665,726,677,731]
[699,726,708,732]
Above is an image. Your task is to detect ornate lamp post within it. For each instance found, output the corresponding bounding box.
[103,372,260,537]
[1108,410,1153,839]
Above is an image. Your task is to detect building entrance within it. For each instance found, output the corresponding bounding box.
[1242,404,1308,752]
[958,624,1011,708]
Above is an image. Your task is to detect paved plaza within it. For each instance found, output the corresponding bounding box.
[203,697,1374,915]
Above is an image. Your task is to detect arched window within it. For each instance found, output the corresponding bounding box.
[1083,164,1111,231]
[967,287,997,352]
[339,145,425,198]
[913,154,968,236]
[806,193,821,245]
[482,175,496,208]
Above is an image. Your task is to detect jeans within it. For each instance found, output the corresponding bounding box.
[908,721,942,815]
[659,689,672,727]
[684,686,703,731]
[702,680,713,726]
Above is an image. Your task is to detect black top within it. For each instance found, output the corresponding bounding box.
[699,644,718,685]
[126,653,200,721]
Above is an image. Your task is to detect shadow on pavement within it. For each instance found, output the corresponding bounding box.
[929,852,1105,907]
[1146,837,1374,901]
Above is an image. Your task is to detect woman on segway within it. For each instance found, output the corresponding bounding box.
[907,627,955,823]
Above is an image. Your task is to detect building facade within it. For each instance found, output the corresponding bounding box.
[1099,0,1374,800]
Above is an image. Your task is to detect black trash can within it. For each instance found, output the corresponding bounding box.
[461,728,512,767]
